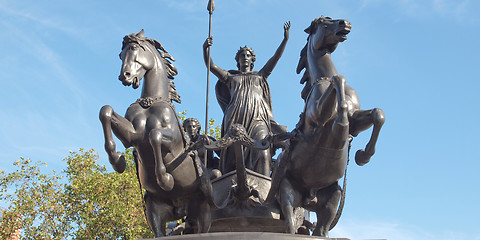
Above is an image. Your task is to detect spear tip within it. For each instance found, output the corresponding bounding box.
[207,0,215,13]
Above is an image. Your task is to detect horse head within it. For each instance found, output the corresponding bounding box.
[297,17,352,98]
[305,16,351,54]
[119,30,153,89]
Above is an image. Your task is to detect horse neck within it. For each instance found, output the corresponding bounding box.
[140,48,169,98]
[307,44,338,80]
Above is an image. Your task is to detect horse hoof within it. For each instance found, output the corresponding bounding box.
[209,169,222,180]
[110,152,126,173]
[303,196,318,207]
[157,173,174,191]
[355,149,371,166]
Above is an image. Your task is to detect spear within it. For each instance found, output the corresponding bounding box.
[204,0,215,166]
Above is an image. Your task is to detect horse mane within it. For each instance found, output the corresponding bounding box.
[297,16,334,101]
[297,18,320,101]
[122,33,181,104]
[297,44,311,101]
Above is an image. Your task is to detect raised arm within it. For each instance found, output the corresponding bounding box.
[260,21,290,78]
[203,37,228,81]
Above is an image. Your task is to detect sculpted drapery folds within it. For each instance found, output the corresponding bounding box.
[203,22,290,176]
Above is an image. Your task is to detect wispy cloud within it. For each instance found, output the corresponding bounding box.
[0,0,119,51]
[331,220,428,239]
[360,0,478,23]
[0,3,93,165]
[0,21,87,107]
[0,1,92,105]
[432,0,448,12]
[0,1,81,38]
[360,0,382,10]
[162,0,275,13]
[432,0,474,20]
[330,218,480,240]
[0,109,70,162]
[164,0,204,13]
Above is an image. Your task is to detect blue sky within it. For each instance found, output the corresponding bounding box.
[1,0,479,239]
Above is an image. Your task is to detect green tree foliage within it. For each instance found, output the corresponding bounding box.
[0,149,154,240]
[177,110,187,122]
[207,118,222,140]
[0,113,221,239]
[63,149,153,239]
[0,158,68,239]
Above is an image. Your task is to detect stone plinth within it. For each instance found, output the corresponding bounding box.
[141,232,349,240]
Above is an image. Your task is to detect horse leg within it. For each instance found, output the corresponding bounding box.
[311,82,337,126]
[265,149,288,204]
[149,129,174,191]
[279,177,301,234]
[144,191,174,237]
[349,108,385,166]
[312,182,341,237]
[99,105,135,173]
[331,75,350,148]
[187,193,212,233]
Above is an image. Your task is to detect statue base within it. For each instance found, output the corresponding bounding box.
[141,232,349,240]
[210,169,283,232]
[208,169,306,233]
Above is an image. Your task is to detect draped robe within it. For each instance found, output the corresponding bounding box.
[215,70,286,174]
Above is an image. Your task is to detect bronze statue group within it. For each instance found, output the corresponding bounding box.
[100,16,384,238]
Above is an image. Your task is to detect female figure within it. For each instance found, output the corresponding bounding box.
[203,22,290,176]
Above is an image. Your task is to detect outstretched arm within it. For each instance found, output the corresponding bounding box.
[203,37,228,81]
[260,21,290,78]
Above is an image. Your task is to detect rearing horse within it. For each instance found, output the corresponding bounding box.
[99,30,213,237]
[265,17,385,237]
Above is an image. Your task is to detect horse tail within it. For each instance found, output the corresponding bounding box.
[264,148,291,204]
[329,140,351,230]
[329,165,347,230]
[193,151,225,209]
[132,149,149,223]
[199,163,217,207]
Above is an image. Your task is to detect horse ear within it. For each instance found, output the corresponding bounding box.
[305,17,320,34]
[304,26,311,34]
[137,29,145,37]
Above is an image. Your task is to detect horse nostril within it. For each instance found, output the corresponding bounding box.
[339,20,345,26]
[125,72,131,77]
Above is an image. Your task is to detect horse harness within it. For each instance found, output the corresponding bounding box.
[136,96,175,109]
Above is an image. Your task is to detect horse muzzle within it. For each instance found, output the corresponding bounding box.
[119,74,140,89]
[119,73,132,84]
[335,20,351,41]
